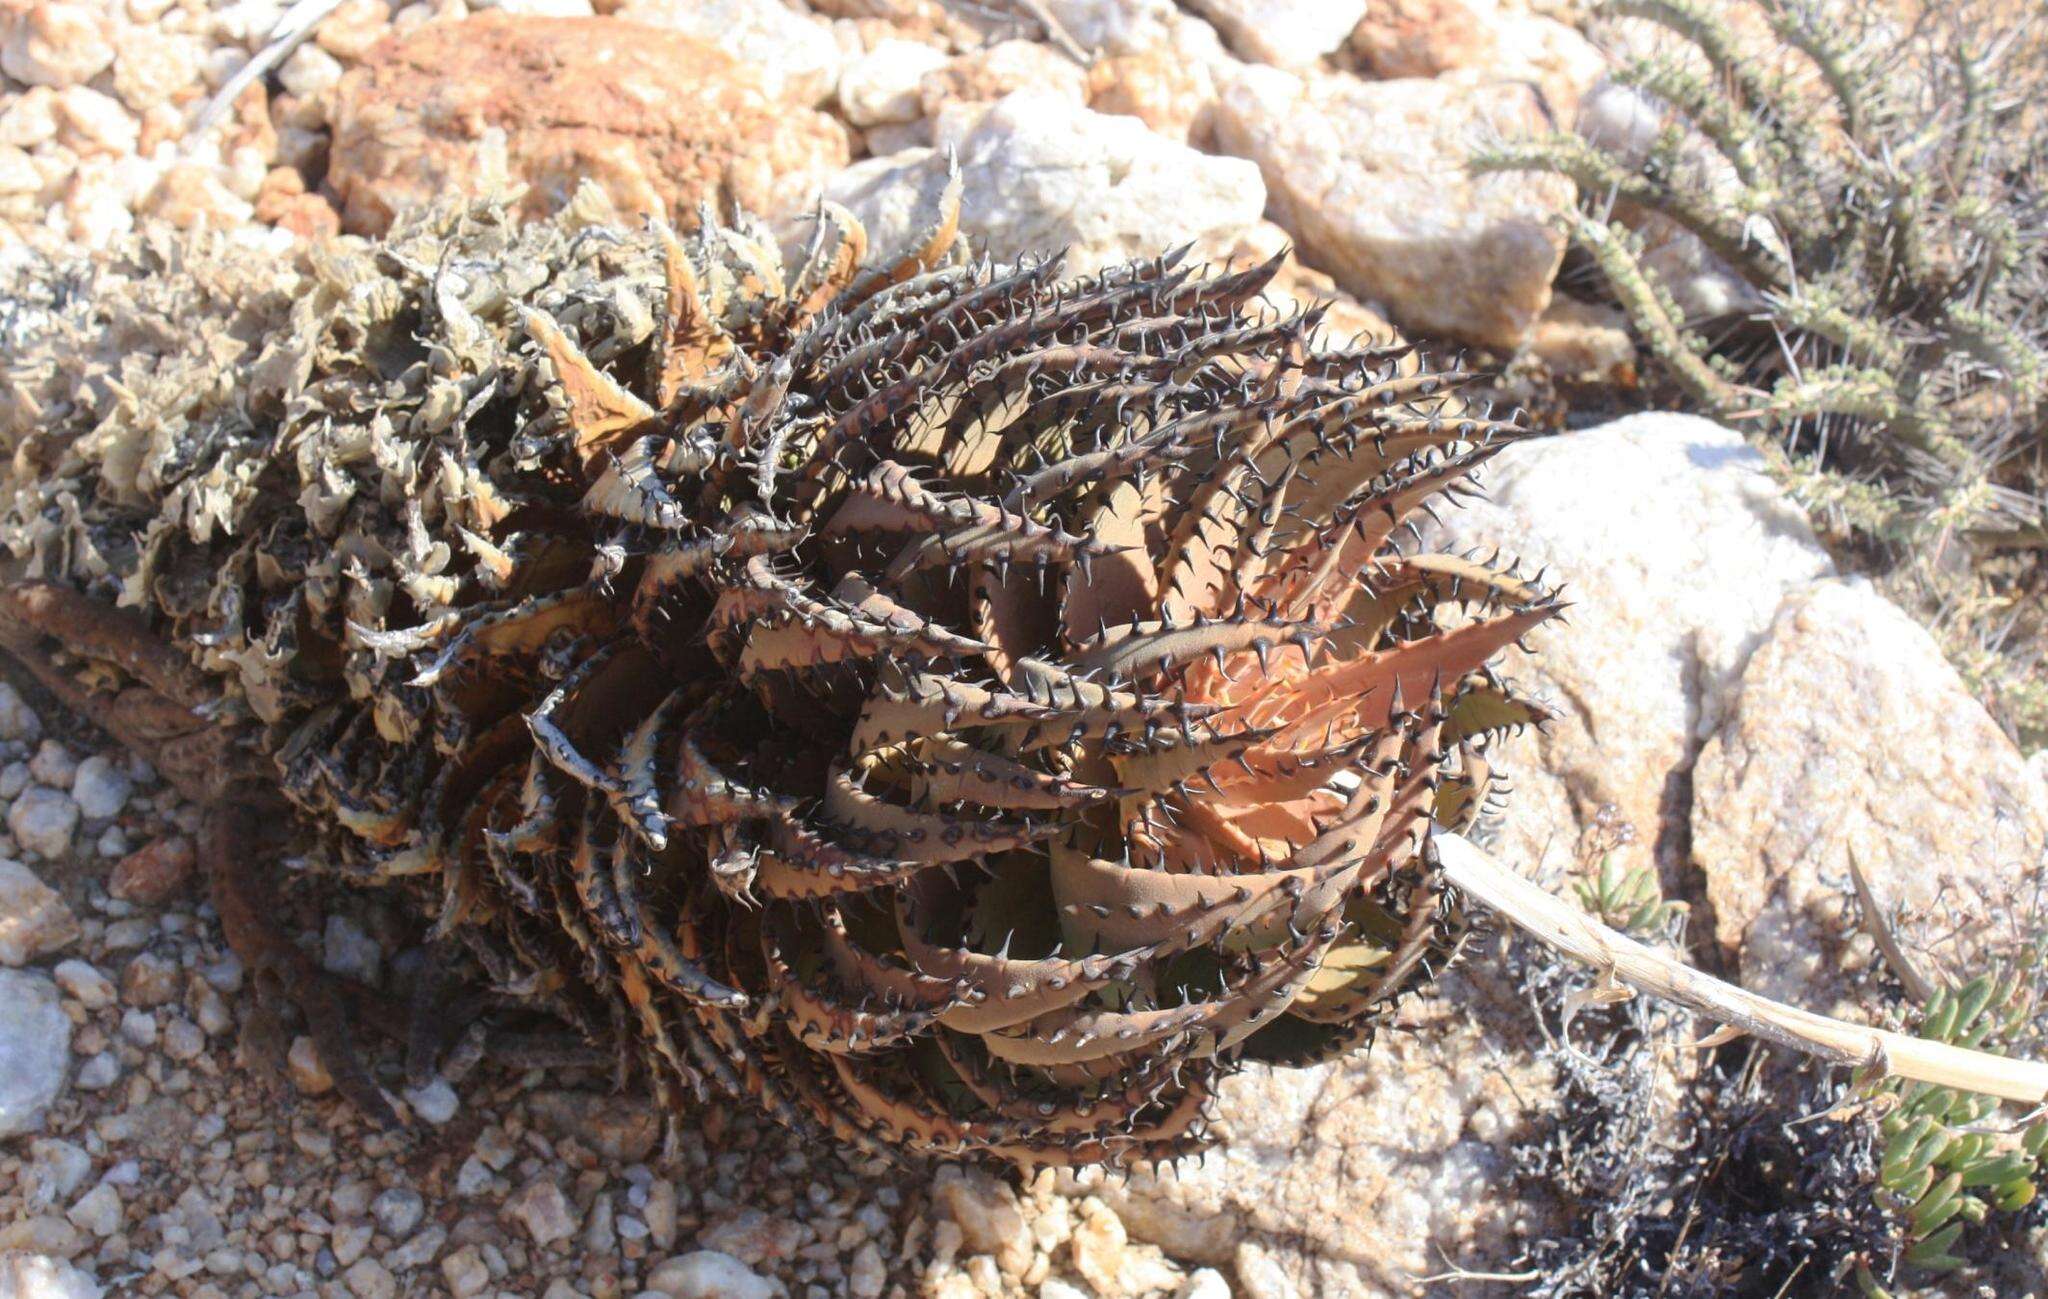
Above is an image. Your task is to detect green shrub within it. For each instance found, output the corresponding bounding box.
[1477,0,2047,744]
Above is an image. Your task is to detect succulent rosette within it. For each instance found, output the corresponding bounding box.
[1,179,1556,1166]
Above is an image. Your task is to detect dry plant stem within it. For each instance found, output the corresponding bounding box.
[1433,832,2048,1104]
[189,0,345,139]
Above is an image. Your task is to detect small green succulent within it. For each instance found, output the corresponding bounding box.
[1856,962,2047,1294]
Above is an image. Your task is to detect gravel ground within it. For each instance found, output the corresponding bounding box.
[0,671,1221,1299]
[0,4,1231,1293]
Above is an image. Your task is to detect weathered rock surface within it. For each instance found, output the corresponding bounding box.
[0,968,71,1136]
[0,857,79,965]
[835,39,950,127]
[1694,580,2048,1011]
[1431,412,2046,1022]
[327,14,850,234]
[821,91,1263,275]
[1069,968,1560,1299]
[1085,43,1223,145]
[1426,414,1833,898]
[1042,0,1222,57]
[1210,66,1574,350]
[1348,0,1604,117]
[612,0,843,107]
[1075,5,1235,146]
[1184,0,1365,67]
[918,39,1088,121]
[1,3,114,89]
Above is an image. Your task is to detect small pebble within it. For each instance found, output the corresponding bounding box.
[287,1036,333,1096]
[1178,1269,1233,1299]
[193,985,232,1035]
[100,916,152,951]
[583,1192,616,1253]
[403,1078,457,1125]
[28,740,76,788]
[26,1138,90,1203]
[0,1255,97,1299]
[67,1181,121,1237]
[506,1178,577,1246]
[455,1156,493,1197]
[278,41,342,98]
[848,1243,884,1299]
[110,834,195,904]
[645,1180,678,1249]
[322,913,382,984]
[330,1181,372,1217]
[441,1244,490,1297]
[2,3,115,87]
[372,1187,424,1237]
[343,1257,397,1299]
[121,951,179,1007]
[201,952,243,993]
[0,1215,82,1258]
[642,1251,781,1299]
[0,860,80,965]
[118,1007,157,1047]
[161,1016,205,1061]
[70,754,131,819]
[332,1220,373,1267]
[473,1124,517,1169]
[387,1224,447,1271]
[74,1052,120,1091]
[7,786,78,859]
[0,683,42,741]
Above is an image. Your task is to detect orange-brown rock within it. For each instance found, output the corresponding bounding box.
[254,166,342,241]
[109,834,196,905]
[1348,0,1603,118]
[223,80,277,167]
[314,0,397,62]
[326,13,851,235]
[140,162,253,230]
[1086,48,1219,146]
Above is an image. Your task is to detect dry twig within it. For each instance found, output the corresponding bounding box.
[1436,832,2048,1104]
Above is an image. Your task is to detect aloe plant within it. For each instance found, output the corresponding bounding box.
[0,176,1556,1166]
